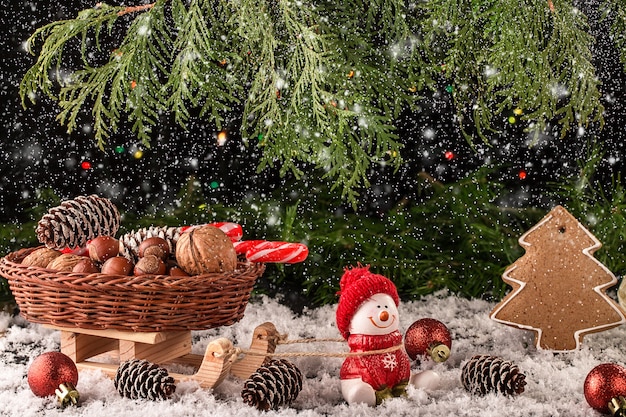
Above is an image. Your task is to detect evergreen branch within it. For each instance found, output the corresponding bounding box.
[56,0,172,148]
[541,3,603,136]
[18,0,622,208]
[415,0,498,140]
[117,3,157,16]
[125,1,173,146]
[19,3,124,105]
[166,0,239,130]
[234,0,406,205]
[414,0,604,142]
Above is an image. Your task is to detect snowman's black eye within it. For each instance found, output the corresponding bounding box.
[377,305,381,308]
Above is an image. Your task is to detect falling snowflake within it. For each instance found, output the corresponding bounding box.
[381,353,397,372]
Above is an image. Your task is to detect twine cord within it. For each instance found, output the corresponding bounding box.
[237,333,404,358]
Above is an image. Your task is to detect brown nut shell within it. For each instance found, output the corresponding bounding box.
[175,225,237,275]
[72,258,100,273]
[47,253,86,272]
[21,248,62,268]
[168,266,190,277]
[101,256,134,275]
[88,236,120,263]
[134,255,167,276]
[138,237,170,260]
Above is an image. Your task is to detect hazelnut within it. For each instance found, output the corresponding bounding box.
[169,266,190,277]
[88,236,119,263]
[138,237,170,260]
[72,258,100,273]
[134,255,167,276]
[101,256,134,275]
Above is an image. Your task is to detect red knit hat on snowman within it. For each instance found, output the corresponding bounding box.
[335,265,400,340]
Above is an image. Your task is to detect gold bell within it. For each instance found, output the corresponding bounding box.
[56,382,80,408]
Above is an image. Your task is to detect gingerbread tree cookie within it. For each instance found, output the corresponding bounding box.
[490,205,625,351]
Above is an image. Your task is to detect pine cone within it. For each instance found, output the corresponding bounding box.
[114,359,176,401]
[242,359,303,411]
[36,195,120,250]
[118,226,181,261]
[461,355,526,396]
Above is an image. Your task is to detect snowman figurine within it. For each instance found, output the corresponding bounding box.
[336,265,438,406]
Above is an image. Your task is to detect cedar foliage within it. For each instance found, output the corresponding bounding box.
[19,0,626,205]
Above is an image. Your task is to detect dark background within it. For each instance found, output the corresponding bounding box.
[1,0,625,223]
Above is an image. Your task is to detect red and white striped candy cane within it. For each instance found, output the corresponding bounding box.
[208,222,243,241]
[245,241,309,264]
[233,240,267,255]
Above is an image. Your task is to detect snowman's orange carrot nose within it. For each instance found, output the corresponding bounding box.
[379,311,390,321]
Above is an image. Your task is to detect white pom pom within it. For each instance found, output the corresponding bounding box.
[410,370,440,391]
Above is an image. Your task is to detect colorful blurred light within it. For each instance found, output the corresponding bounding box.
[444,151,455,161]
[518,169,527,180]
[80,161,92,170]
[217,130,227,146]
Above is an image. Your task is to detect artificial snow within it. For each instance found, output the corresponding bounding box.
[0,291,621,416]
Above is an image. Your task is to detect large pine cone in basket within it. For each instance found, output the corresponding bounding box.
[36,195,120,250]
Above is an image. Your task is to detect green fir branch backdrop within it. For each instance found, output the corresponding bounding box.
[2,153,625,309]
[19,0,626,205]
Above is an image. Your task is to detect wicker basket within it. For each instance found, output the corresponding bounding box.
[0,247,265,332]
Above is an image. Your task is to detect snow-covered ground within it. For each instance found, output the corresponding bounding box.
[0,292,620,416]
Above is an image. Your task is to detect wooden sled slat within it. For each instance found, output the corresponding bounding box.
[44,322,281,389]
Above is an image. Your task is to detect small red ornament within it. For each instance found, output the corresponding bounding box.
[80,160,92,170]
[444,151,455,161]
[518,169,527,180]
[584,363,626,415]
[404,318,452,362]
[28,352,79,398]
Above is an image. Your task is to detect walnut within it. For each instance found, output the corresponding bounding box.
[175,225,237,275]
[46,253,86,272]
[21,248,62,268]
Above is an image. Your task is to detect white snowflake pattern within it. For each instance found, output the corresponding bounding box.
[381,353,397,372]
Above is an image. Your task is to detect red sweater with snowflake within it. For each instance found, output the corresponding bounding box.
[340,330,410,391]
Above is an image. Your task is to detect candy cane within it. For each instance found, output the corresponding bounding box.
[245,241,309,264]
[233,240,267,255]
[209,222,244,241]
[180,222,244,242]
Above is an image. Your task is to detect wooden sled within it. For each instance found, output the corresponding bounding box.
[44,322,280,388]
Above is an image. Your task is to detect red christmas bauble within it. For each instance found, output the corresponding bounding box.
[584,363,626,414]
[27,352,79,397]
[404,318,452,362]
